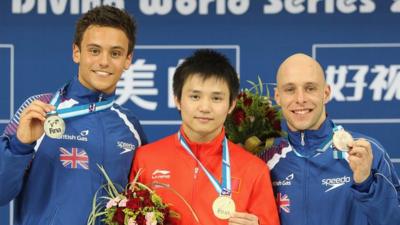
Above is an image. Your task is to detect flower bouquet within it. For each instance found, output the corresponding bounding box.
[88,166,175,225]
[225,77,285,155]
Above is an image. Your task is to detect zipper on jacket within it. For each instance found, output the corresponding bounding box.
[98,93,103,102]
[301,132,305,146]
[304,159,309,225]
[194,167,199,179]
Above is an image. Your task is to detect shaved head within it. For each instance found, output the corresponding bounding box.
[275,53,331,131]
[276,53,325,86]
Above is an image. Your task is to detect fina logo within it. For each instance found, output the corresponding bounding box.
[321,176,350,192]
[12,0,125,15]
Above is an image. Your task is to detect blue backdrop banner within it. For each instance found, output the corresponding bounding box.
[1,1,399,224]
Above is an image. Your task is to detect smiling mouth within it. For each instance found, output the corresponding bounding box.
[93,70,112,77]
[292,109,312,115]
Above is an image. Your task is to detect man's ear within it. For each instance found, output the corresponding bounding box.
[274,87,281,106]
[174,96,181,111]
[124,53,133,70]
[228,99,237,114]
[72,44,80,64]
[323,84,331,104]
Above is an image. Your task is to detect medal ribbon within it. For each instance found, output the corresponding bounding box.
[48,85,114,119]
[178,131,231,195]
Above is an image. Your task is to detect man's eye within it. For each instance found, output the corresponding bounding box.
[284,88,295,93]
[306,86,316,92]
[190,95,200,100]
[111,51,122,58]
[212,96,222,102]
[89,48,100,55]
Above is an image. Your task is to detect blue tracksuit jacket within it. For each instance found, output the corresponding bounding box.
[0,77,147,225]
[260,118,400,225]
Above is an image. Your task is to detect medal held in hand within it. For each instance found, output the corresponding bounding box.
[333,128,353,152]
[44,114,65,139]
[212,195,236,220]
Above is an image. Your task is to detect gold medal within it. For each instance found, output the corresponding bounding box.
[212,195,236,220]
[333,129,353,152]
[44,115,65,139]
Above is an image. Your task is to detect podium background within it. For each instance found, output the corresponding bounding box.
[1,1,399,224]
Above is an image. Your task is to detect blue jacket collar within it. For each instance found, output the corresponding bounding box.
[284,118,334,156]
[63,76,115,104]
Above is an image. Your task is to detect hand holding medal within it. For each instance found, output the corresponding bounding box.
[333,126,374,184]
[347,138,374,184]
[16,100,55,144]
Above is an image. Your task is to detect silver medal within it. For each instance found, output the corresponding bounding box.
[332,129,353,152]
[44,115,65,139]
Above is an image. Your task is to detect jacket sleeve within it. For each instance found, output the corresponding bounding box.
[0,96,40,205]
[248,163,280,225]
[351,140,400,225]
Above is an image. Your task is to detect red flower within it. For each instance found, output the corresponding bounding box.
[136,189,150,199]
[243,97,253,106]
[273,120,281,131]
[112,207,125,225]
[233,108,246,125]
[238,92,247,100]
[265,108,276,121]
[136,214,146,225]
[126,198,141,210]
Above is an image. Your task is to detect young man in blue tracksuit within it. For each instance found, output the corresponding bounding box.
[0,6,147,225]
[261,53,400,225]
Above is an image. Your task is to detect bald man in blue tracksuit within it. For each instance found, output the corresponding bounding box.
[260,53,400,225]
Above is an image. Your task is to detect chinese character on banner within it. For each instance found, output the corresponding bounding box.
[116,59,159,110]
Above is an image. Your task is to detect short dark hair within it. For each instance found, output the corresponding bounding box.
[73,5,136,55]
[173,49,240,106]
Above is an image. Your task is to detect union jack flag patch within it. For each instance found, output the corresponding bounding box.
[59,147,89,170]
[276,193,291,213]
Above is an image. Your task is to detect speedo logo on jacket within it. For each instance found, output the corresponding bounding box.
[321,176,351,192]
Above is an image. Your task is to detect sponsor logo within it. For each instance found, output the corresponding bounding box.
[273,173,294,186]
[321,176,351,192]
[117,141,136,154]
[152,169,171,179]
[61,129,89,142]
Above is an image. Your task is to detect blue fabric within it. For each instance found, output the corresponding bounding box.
[266,118,400,225]
[0,77,147,225]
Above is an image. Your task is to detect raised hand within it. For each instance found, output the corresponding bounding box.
[16,100,55,144]
[348,138,373,184]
